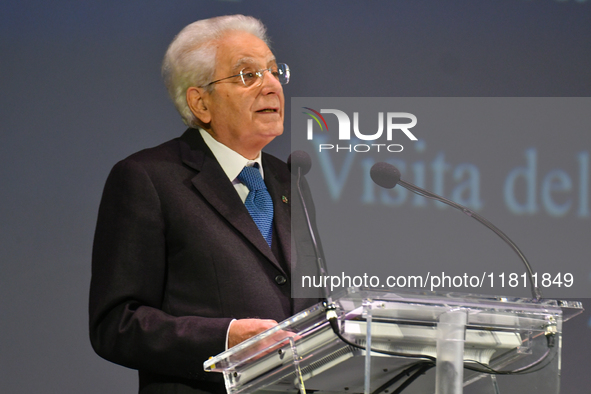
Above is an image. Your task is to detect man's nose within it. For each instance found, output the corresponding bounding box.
[259,69,282,92]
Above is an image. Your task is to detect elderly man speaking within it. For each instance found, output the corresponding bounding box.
[89,15,318,394]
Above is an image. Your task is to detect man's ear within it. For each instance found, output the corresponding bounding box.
[186,87,211,124]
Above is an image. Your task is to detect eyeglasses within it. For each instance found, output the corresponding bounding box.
[201,63,290,88]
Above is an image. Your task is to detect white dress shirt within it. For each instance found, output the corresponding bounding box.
[199,128,264,203]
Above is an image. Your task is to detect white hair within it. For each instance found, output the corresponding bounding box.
[162,15,269,128]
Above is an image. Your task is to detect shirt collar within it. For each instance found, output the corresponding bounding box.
[198,128,264,182]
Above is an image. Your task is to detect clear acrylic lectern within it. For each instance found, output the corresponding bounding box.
[204,288,583,394]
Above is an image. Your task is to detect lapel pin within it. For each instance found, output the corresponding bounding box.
[281,196,288,204]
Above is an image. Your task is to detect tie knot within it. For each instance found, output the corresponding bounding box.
[238,165,266,192]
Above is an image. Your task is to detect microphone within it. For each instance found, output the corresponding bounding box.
[288,151,331,303]
[370,161,401,189]
[288,150,312,176]
[370,162,542,302]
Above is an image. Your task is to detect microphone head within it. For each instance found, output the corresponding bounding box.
[370,162,401,189]
[288,150,312,176]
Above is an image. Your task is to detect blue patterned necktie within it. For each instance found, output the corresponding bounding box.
[238,165,274,247]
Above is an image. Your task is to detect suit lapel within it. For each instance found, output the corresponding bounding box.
[178,129,285,274]
[263,156,292,271]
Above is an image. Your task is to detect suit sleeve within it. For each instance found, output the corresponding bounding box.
[89,158,232,381]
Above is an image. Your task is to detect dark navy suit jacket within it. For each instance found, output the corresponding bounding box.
[89,128,318,393]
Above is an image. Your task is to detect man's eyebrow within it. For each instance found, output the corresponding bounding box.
[232,56,277,72]
[232,57,255,72]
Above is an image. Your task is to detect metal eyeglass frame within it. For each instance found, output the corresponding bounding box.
[200,63,290,88]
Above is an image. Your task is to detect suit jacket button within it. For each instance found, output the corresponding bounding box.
[275,275,287,285]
